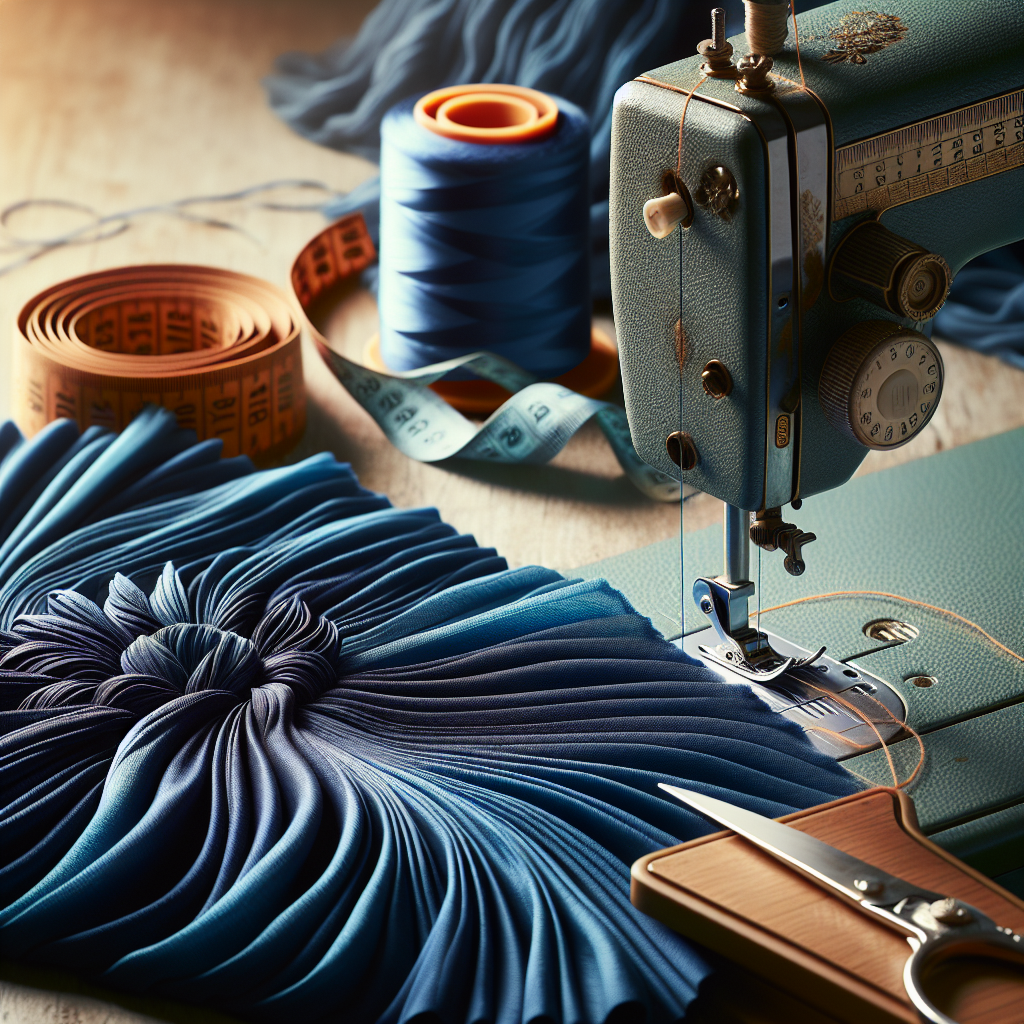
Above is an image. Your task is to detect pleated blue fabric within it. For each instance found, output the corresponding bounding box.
[0,407,860,1022]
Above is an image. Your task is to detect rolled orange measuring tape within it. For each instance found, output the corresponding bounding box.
[12,265,305,464]
[9,217,676,500]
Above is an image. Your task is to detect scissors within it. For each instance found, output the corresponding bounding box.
[659,784,1024,1024]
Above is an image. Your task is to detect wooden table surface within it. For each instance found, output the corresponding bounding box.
[1,1,1022,1022]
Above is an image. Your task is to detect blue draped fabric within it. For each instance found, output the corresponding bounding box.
[266,0,1024,359]
[933,246,1024,371]
[265,0,748,297]
[0,407,860,1022]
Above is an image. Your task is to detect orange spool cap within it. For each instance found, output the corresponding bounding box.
[414,84,559,144]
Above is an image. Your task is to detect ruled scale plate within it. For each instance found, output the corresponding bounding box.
[833,89,1024,221]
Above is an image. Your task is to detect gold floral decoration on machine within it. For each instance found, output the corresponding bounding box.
[821,10,908,64]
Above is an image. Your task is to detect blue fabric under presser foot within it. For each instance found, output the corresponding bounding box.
[0,407,861,1023]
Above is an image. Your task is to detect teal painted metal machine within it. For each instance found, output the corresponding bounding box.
[593,0,1024,892]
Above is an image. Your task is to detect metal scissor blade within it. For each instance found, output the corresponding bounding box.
[659,784,940,909]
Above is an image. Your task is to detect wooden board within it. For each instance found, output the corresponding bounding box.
[633,788,1024,1024]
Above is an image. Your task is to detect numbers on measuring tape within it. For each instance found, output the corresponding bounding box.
[287,212,682,502]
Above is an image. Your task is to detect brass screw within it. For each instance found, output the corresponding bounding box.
[701,360,733,399]
[909,674,937,688]
[666,431,699,471]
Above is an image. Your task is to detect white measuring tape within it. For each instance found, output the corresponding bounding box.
[292,215,682,502]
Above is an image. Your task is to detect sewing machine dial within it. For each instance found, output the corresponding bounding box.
[819,322,944,450]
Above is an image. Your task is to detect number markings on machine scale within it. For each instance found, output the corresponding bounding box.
[833,89,1024,221]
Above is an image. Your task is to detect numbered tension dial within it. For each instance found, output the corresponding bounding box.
[819,321,944,449]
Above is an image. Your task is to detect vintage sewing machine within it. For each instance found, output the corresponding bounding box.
[579,0,1024,905]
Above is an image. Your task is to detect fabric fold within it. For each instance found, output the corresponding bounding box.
[0,409,861,1022]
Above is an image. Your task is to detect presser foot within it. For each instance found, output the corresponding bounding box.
[692,576,822,680]
[681,626,908,759]
[699,641,827,685]
[689,576,906,758]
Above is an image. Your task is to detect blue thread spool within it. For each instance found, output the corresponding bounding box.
[368,84,616,414]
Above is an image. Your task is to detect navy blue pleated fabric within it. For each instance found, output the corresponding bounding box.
[933,246,1024,370]
[0,407,860,1022]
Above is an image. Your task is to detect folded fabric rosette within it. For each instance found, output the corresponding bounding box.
[0,407,858,1022]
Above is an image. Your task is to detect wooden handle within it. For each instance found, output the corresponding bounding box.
[632,788,1024,1024]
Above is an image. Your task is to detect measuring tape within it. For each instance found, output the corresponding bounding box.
[13,265,305,464]
[292,215,681,502]
[10,220,677,499]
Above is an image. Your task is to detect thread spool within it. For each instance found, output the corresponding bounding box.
[368,83,617,415]
[743,0,791,56]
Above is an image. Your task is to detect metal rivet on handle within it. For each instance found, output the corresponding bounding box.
[854,878,884,897]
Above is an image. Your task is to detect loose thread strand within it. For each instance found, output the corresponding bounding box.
[804,680,925,790]
[669,70,708,630]
[676,76,708,176]
[754,590,1024,664]
[0,180,343,277]
[747,587,1021,790]
[790,0,807,91]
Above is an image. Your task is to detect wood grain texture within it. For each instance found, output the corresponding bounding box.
[0,984,167,1024]
[635,788,1024,1024]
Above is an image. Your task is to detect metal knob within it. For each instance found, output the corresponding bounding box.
[819,320,944,449]
[695,165,739,220]
[666,431,699,470]
[828,220,951,321]
[701,360,733,398]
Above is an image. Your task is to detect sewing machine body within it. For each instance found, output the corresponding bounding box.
[610,0,1023,512]
[598,0,1024,893]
